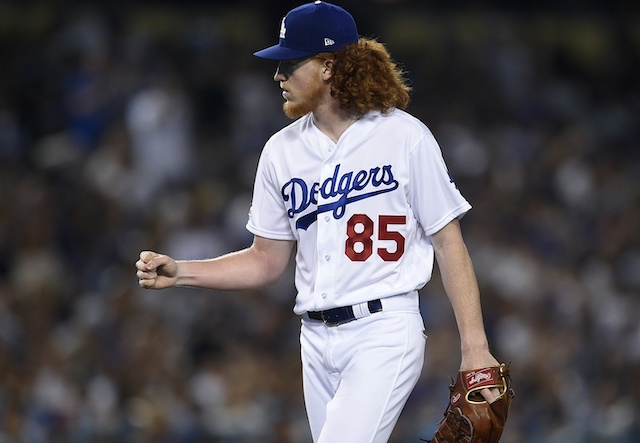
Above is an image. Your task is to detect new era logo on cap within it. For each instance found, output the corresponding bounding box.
[253,1,358,61]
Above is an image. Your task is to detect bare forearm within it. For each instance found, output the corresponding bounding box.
[432,220,490,351]
[436,240,489,352]
[432,220,499,370]
[175,247,283,291]
[137,237,293,292]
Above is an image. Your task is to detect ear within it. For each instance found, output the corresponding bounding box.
[321,59,334,81]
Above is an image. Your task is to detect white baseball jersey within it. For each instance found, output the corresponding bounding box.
[246,108,471,315]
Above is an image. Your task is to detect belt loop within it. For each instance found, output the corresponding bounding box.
[352,301,370,319]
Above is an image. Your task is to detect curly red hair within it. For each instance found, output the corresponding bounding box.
[317,38,411,114]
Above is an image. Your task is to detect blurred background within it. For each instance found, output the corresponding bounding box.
[0,0,638,442]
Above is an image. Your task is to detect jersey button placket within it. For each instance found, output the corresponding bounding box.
[314,162,339,306]
[315,222,337,306]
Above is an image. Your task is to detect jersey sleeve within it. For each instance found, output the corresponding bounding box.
[246,144,296,241]
[408,130,471,236]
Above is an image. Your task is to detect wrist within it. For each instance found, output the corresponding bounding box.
[173,260,188,287]
[460,332,489,351]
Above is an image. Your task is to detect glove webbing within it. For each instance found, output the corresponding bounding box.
[421,407,474,443]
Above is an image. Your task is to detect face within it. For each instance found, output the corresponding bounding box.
[274,57,328,119]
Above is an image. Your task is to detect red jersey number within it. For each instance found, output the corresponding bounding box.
[345,214,406,262]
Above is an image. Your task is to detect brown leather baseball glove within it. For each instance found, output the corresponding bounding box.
[422,363,515,443]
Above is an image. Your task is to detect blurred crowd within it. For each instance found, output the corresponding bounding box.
[0,1,638,442]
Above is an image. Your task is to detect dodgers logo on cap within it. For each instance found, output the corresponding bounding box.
[279,17,287,39]
[253,1,359,61]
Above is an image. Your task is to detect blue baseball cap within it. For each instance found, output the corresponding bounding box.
[253,1,358,61]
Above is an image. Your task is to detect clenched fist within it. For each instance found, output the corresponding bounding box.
[136,251,178,289]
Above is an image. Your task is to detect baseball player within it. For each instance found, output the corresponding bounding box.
[136,2,500,442]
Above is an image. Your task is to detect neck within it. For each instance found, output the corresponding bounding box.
[312,107,363,143]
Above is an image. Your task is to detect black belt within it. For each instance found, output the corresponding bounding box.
[307,299,383,326]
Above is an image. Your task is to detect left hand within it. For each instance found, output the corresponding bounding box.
[461,348,502,403]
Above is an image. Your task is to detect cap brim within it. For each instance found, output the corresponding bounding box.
[253,44,318,61]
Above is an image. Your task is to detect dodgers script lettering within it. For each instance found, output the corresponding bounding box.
[281,164,399,230]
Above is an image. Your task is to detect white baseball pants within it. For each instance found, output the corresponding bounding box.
[300,297,426,443]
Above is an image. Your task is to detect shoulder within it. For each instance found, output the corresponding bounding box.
[266,113,313,147]
[366,109,435,149]
[369,109,431,134]
[257,114,313,166]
